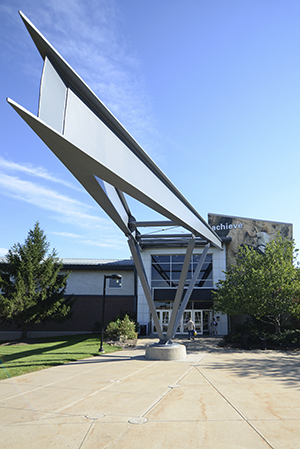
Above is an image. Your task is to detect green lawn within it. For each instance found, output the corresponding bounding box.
[0,334,122,380]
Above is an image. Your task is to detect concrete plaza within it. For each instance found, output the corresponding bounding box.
[1,337,300,448]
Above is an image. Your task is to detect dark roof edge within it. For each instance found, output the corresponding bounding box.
[62,264,134,271]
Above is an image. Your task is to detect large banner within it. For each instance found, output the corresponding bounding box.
[208,214,293,269]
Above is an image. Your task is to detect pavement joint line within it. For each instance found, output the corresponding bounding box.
[106,359,159,383]
[0,404,92,424]
[2,359,159,414]
[52,360,160,415]
[1,360,164,426]
[139,418,247,423]
[84,412,105,420]
[103,427,130,449]
[195,366,275,449]
[0,384,46,402]
[140,357,208,420]
[138,385,174,420]
[0,358,129,401]
[78,420,95,449]
[53,390,100,414]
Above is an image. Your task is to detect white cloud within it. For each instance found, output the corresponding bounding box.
[51,231,82,239]
[0,248,8,257]
[81,238,127,250]
[0,158,127,250]
[51,231,127,251]
[0,157,81,191]
[0,173,111,230]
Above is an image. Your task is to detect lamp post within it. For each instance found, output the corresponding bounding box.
[99,274,122,353]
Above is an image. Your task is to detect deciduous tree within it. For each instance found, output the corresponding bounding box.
[213,236,300,333]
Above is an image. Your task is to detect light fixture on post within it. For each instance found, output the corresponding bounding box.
[99,274,122,353]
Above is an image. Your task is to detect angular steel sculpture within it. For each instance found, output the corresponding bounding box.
[7,12,222,344]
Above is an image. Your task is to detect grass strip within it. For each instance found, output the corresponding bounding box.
[0,334,122,380]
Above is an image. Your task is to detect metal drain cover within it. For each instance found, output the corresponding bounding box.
[85,413,105,420]
[128,417,148,425]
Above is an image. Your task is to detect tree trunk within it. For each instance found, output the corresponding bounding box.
[274,316,281,334]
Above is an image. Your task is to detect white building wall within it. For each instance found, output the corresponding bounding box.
[213,312,227,335]
[64,270,135,296]
[211,248,227,335]
[212,247,226,287]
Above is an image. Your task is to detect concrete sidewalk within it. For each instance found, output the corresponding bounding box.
[1,336,300,449]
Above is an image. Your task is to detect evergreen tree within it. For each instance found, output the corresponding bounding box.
[213,236,300,333]
[0,222,74,339]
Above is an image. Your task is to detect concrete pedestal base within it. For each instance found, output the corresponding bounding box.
[145,343,186,361]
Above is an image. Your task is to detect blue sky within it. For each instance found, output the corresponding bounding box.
[1,0,300,260]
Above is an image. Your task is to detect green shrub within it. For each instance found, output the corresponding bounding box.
[106,319,121,340]
[223,333,241,344]
[116,310,139,332]
[223,321,300,348]
[266,329,300,347]
[106,315,137,341]
[224,319,268,344]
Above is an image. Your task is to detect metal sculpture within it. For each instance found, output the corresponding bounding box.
[7,12,222,343]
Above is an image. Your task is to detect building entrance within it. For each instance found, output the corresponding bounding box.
[152,309,212,336]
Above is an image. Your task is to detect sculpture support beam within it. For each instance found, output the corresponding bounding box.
[127,235,164,341]
[172,243,211,340]
[166,237,195,341]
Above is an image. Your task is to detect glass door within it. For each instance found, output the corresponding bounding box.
[194,310,203,335]
[182,310,192,334]
[152,309,207,335]
[152,310,171,334]
[202,310,211,334]
[162,310,170,333]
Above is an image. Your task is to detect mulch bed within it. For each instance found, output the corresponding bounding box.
[105,338,138,349]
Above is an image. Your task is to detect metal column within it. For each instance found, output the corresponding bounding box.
[128,235,164,341]
[166,236,195,341]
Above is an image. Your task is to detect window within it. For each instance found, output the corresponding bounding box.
[108,277,122,288]
[151,254,213,289]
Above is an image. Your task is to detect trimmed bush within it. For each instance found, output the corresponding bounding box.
[224,322,300,348]
[266,329,300,347]
[106,314,137,341]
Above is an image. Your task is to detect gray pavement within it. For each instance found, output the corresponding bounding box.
[1,336,300,449]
